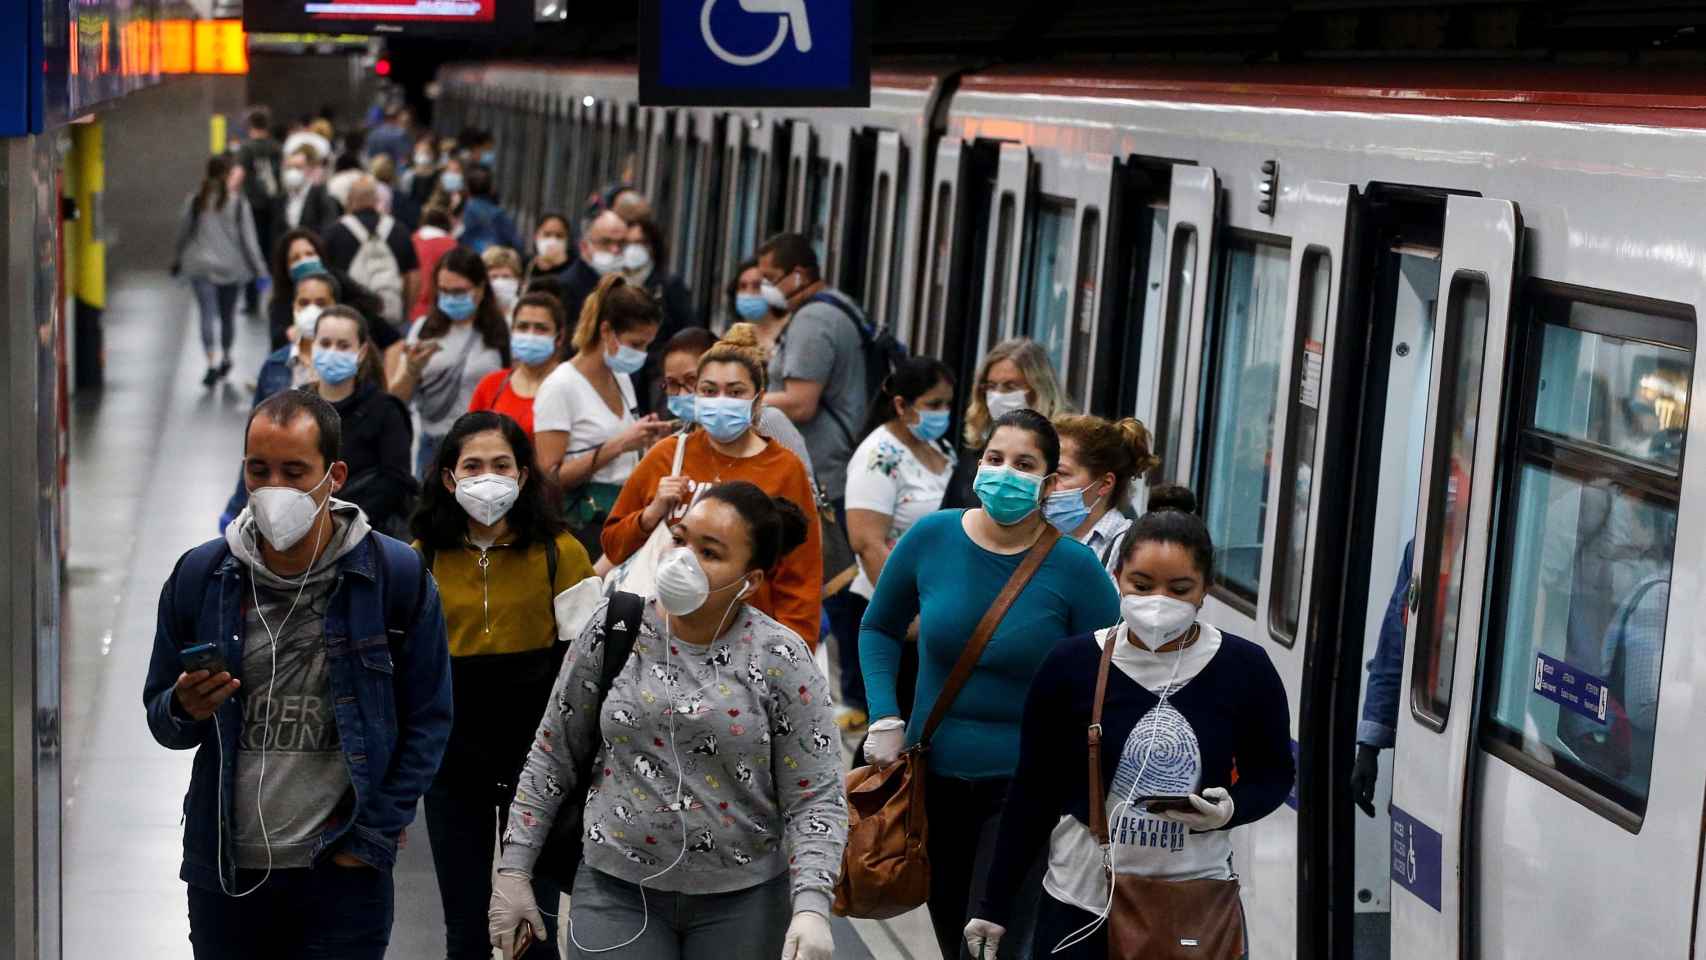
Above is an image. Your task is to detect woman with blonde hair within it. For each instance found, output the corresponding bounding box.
[532,273,673,557]
[942,337,1070,509]
[1047,415,1163,575]
[602,323,825,647]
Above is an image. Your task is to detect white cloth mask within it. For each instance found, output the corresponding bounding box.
[654,545,749,616]
[250,471,333,551]
[622,243,651,272]
[985,389,1029,421]
[535,236,566,259]
[454,473,520,526]
[589,249,622,276]
[490,277,520,310]
[1120,594,1199,649]
[293,304,324,342]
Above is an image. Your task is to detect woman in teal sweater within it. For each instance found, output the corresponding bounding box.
[859,408,1120,959]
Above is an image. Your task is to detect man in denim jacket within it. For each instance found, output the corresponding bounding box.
[143,389,451,959]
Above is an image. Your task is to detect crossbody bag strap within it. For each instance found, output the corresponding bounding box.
[1088,628,1119,844]
[918,524,1063,747]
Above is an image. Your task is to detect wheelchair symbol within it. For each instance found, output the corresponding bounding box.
[701,0,813,67]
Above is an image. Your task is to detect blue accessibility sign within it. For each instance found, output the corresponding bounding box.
[1389,804,1442,911]
[640,0,871,107]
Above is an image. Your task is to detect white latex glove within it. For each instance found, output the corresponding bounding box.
[864,716,906,767]
[488,870,545,959]
[1154,786,1234,831]
[780,910,834,960]
[964,918,1006,958]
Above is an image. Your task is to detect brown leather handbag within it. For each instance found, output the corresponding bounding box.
[833,525,1063,919]
[1088,631,1246,959]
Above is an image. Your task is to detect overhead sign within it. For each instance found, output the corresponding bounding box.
[640,0,870,107]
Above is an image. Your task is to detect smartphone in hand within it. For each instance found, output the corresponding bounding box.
[512,923,535,958]
[1138,795,1196,815]
[180,642,230,677]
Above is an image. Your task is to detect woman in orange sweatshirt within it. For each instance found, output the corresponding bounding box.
[602,323,824,646]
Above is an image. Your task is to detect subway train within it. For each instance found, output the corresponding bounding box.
[434,61,1705,959]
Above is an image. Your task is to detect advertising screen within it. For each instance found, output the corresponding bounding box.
[245,0,516,36]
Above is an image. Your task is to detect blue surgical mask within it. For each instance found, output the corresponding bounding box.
[438,291,477,321]
[667,393,697,423]
[1042,484,1095,534]
[973,464,1046,526]
[909,409,950,444]
[479,150,496,168]
[605,343,648,376]
[288,257,324,283]
[511,331,556,366]
[312,346,359,386]
[697,396,754,443]
[735,294,770,321]
[439,170,465,194]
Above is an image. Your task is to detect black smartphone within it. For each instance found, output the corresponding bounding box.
[1138,795,1196,814]
[180,642,231,677]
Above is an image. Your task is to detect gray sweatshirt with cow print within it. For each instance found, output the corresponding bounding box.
[499,597,848,916]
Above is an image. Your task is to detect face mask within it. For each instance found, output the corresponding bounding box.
[439,170,464,194]
[491,276,520,308]
[1043,484,1096,534]
[479,150,497,168]
[288,258,324,284]
[622,243,652,272]
[414,150,435,168]
[282,167,307,192]
[588,249,622,276]
[734,293,770,322]
[667,393,697,423]
[454,473,520,527]
[973,463,1045,526]
[438,291,477,321]
[759,279,789,311]
[908,409,950,444]
[510,331,556,366]
[293,304,324,342]
[697,396,754,443]
[535,236,566,259]
[312,346,359,385]
[249,470,333,551]
[655,545,750,616]
[985,388,1029,421]
[605,342,648,375]
[1121,594,1199,649]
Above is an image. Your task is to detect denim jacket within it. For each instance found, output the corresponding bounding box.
[142,532,452,890]
[1358,540,1413,749]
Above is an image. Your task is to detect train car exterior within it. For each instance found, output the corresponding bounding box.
[438,61,1706,960]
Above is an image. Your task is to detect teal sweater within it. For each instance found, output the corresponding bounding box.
[858,510,1121,779]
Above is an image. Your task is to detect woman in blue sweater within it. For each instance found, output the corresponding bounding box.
[859,409,1121,959]
[962,485,1294,958]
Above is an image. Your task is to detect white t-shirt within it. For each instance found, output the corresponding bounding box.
[533,361,641,486]
[842,424,955,599]
[405,319,506,437]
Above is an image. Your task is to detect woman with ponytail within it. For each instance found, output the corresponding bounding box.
[533,272,672,558]
[173,154,267,386]
[1048,415,1163,575]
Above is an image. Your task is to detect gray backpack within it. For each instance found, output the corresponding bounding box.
[340,214,404,325]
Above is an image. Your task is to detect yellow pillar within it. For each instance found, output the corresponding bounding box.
[209,112,226,155]
[70,121,105,311]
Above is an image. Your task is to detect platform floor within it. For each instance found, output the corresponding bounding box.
[58,77,936,960]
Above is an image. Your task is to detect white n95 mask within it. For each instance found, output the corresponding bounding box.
[250,471,333,551]
[455,473,520,526]
[1121,594,1198,648]
[655,546,750,616]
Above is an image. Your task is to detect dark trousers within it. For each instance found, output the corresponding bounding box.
[1032,890,1251,959]
[424,765,562,959]
[186,862,394,960]
[824,499,868,711]
[925,774,1042,960]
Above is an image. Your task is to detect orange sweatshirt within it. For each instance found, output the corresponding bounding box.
[602,430,823,648]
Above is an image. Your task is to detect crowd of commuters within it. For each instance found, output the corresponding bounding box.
[147,97,1294,960]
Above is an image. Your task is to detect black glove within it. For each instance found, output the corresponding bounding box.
[1350,744,1380,817]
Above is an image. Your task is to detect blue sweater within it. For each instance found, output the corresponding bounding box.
[859,510,1121,779]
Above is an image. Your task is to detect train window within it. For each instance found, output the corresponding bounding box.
[735,146,759,258]
[1269,251,1331,645]
[866,172,891,311]
[887,149,910,330]
[926,181,953,354]
[1199,236,1291,607]
[807,158,829,263]
[1481,288,1692,823]
[1066,209,1101,401]
[1025,197,1076,378]
[680,139,704,280]
[988,194,1017,350]
[1411,275,1490,727]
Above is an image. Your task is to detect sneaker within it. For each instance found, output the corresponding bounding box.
[201,367,219,387]
[217,358,232,378]
[835,705,868,734]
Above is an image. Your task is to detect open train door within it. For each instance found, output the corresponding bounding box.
[1388,195,1521,959]
[1144,164,1217,481]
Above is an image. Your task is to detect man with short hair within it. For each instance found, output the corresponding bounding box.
[323,176,420,326]
[143,389,451,959]
[545,208,628,329]
[281,145,341,235]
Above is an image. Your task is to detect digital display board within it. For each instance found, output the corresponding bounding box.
[244,0,519,36]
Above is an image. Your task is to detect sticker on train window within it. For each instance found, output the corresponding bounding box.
[1533,652,1610,725]
[1389,804,1442,911]
[1298,338,1324,409]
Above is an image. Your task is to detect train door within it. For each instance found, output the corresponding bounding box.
[862,130,908,335]
[920,136,999,430]
[784,119,813,233]
[974,142,1032,352]
[716,114,764,320]
[1097,159,1171,423]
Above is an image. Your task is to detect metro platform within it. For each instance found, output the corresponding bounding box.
[56,79,938,960]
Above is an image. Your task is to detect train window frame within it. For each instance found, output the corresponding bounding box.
[1152,223,1196,480]
[1066,207,1102,403]
[1023,193,1077,378]
[988,193,1017,350]
[1269,248,1332,647]
[1197,231,1293,614]
[925,179,954,355]
[1478,281,1694,831]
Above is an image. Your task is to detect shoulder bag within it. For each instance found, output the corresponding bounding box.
[602,430,690,598]
[1087,629,1245,959]
[833,525,1062,919]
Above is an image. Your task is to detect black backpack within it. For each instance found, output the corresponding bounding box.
[804,291,908,443]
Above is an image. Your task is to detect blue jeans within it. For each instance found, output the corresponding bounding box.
[564,867,790,960]
[189,278,239,356]
[824,499,868,711]
[186,863,394,959]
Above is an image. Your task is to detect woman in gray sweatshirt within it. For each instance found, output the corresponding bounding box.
[173,154,265,387]
[490,481,845,960]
